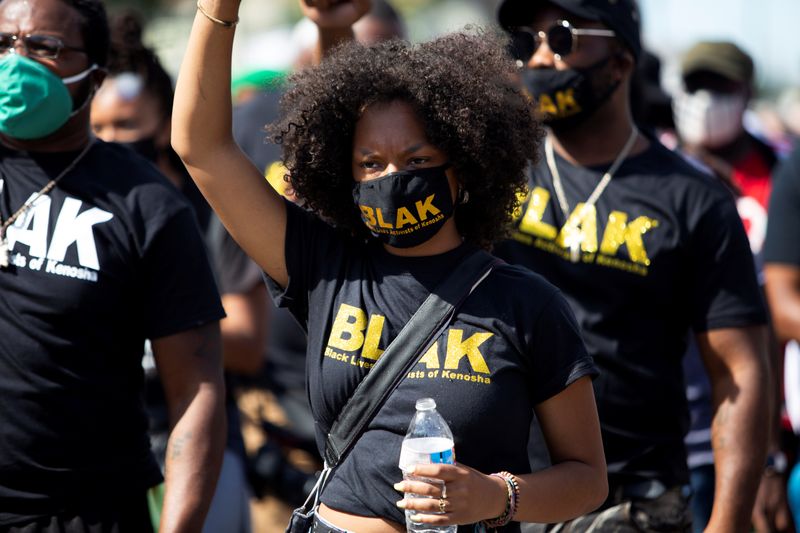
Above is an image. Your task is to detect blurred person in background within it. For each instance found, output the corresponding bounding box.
[0,0,226,530]
[765,143,800,532]
[674,41,776,267]
[673,40,793,533]
[233,0,406,178]
[777,87,800,147]
[91,11,211,226]
[495,0,770,531]
[90,12,264,532]
[630,49,677,149]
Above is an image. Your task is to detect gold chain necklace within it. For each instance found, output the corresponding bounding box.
[545,128,638,263]
[0,140,95,269]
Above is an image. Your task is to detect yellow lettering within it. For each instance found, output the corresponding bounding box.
[376,208,393,229]
[444,329,492,374]
[537,94,558,116]
[361,315,385,360]
[415,195,440,221]
[395,207,418,229]
[418,341,440,369]
[556,88,581,116]
[517,186,558,239]
[556,202,597,253]
[512,188,530,220]
[599,211,659,266]
[359,206,377,228]
[327,304,366,352]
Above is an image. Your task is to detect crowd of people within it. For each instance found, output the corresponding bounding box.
[2,0,800,532]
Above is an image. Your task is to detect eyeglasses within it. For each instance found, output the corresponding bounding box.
[508,20,616,63]
[0,32,86,60]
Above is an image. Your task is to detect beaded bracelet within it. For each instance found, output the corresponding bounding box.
[196,0,239,28]
[483,471,520,528]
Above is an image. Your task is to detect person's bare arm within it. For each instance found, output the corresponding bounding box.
[398,377,607,525]
[766,264,800,343]
[221,282,269,375]
[754,263,800,533]
[517,375,608,522]
[697,326,770,533]
[152,321,226,533]
[172,0,288,286]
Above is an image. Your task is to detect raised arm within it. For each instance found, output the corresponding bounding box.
[172,0,288,286]
[697,325,770,533]
[766,265,800,343]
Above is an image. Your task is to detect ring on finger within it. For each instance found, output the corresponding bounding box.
[442,484,447,499]
[438,497,447,513]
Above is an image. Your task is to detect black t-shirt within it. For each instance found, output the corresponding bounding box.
[0,140,225,525]
[764,144,800,267]
[266,201,595,530]
[494,141,767,486]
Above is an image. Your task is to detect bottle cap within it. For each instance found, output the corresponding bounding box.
[416,398,436,411]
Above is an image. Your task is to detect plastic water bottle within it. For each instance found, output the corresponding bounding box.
[398,398,457,533]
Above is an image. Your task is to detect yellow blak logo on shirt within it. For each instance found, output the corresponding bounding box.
[514,186,659,275]
[324,303,492,383]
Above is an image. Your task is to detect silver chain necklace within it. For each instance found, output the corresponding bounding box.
[545,128,639,263]
[0,140,95,269]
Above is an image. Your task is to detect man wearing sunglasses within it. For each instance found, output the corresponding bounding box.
[0,0,226,531]
[494,1,770,532]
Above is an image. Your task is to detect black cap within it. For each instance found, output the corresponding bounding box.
[681,41,754,84]
[498,0,642,61]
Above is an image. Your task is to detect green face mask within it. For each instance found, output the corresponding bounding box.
[0,54,97,140]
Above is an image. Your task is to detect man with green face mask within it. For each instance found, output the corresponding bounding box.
[0,0,227,531]
[0,53,97,140]
[493,0,773,531]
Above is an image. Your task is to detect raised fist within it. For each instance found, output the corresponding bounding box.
[300,0,371,30]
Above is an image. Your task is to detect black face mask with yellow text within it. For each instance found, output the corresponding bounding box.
[352,164,454,248]
[523,55,620,131]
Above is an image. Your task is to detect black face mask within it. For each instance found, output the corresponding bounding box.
[123,136,159,163]
[522,55,620,130]
[352,164,454,248]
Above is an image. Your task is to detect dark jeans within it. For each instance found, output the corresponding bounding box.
[313,513,352,533]
[687,464,714,533]
[1,492,153,533]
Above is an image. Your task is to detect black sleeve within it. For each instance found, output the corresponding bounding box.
[764,148,800,266]
[264,200,346,327]
[689,193,767,331]
[141,206,226,339]
[206,214,263,295]
[529,290,598,406]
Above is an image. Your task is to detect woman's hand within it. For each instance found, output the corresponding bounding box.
[394,463,508,526]
[300,0,371,30]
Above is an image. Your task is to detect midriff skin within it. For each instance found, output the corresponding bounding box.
[319,503,406,533]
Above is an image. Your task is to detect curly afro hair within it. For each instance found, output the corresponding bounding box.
[272,28,542,248]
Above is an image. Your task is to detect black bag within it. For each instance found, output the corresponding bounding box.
[285,250,499,533]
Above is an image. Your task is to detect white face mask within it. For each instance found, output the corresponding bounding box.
[673,88,747,149]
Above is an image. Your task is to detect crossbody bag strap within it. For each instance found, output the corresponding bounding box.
[323,248,501,467]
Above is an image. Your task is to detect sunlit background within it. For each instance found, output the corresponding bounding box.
[116,0,800,94]
[99,0,800,156]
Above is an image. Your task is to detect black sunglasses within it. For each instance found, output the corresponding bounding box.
[0,32,86,60]
[508,20,616,63]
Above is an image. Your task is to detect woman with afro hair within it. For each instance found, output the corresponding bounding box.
[173,0,607,531]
